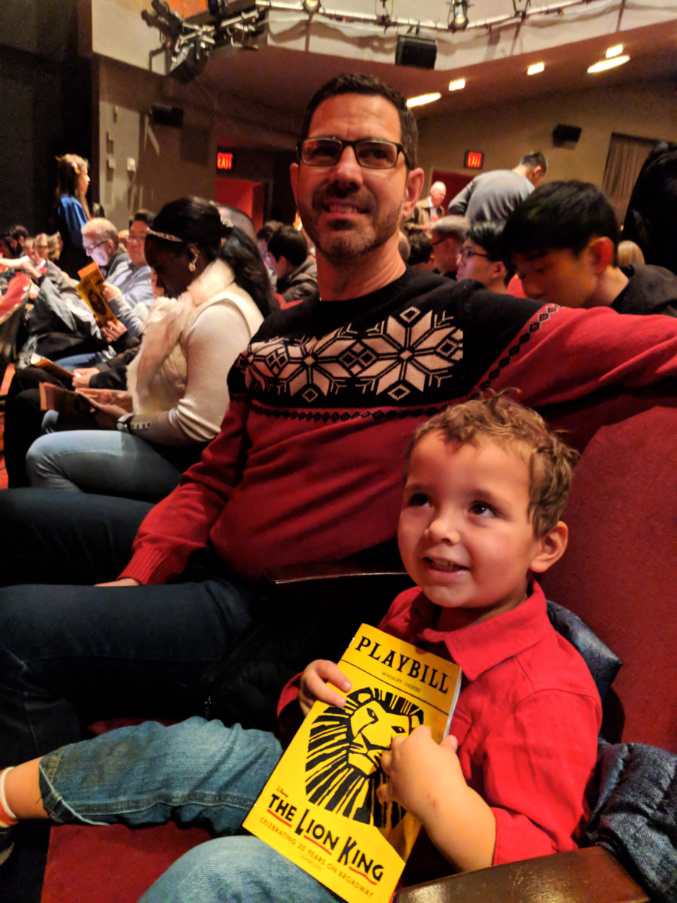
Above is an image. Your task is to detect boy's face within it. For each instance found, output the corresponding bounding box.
[398,434,553,631]
[512,246,598,307]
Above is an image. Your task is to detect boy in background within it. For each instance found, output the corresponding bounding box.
[0,394,600,900]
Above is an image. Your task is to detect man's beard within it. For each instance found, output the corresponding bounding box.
[301,184,404,265]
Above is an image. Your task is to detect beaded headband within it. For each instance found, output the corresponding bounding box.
[147,219,233,244]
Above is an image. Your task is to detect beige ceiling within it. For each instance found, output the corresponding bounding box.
[197,18,677,121]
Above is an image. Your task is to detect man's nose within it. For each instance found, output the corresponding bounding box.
[328,145,363,184]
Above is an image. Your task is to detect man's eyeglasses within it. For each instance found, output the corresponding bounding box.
[458,248,492,261]
[83,238,109,255]
[298,137,411,170]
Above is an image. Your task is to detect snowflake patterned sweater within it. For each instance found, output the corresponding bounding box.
[121,267,677,585]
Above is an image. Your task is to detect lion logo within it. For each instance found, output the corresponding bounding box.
[305,687,424,828]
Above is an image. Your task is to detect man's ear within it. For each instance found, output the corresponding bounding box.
[491,260,506,284]
[402,167,425,218]
[587,236,615,274]
[530,521,568,575]
[290,162,299,208]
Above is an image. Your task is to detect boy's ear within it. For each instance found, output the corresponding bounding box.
[587,236,615,274]
[529,521,568,575]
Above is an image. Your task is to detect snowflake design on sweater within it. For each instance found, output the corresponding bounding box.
[242,306,463,403]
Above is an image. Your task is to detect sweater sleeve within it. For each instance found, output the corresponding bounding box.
[447,180,473,216]
[476,303,677,405]
[479,688,601,864]
[118,386,252,585]
[126,303,252,446]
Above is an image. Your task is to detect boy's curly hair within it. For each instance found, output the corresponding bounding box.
[406,391,579,538]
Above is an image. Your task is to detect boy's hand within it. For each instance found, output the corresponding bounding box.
[378,725,462,822]
[298,660,351,717]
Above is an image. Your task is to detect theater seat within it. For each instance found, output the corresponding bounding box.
[41,381,676,902]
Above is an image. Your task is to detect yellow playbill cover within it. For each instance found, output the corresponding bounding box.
[244,623,462,903]
[76,262,118,327]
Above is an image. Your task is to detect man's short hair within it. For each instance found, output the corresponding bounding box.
[467,220,516,284]
[407,230,433,266]
[407,391,579,538]
[502,180,620,264]
[81,217,120,247]
[267,224,308,268]
[132,209,156,228]
[256,220,283,244]
[300,73,418,170]
[519,152,548,173]
[430,215,468,243]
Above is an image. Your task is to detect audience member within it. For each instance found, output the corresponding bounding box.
[406,179,447,229]
[52,154,91,277]
[256,220,284,283]
[429,215,468,278]
[266,224,318,304]
[456,220,516,293]
[449,152,547,224]
[0,394,599,899]
[21,199,267,501]
[406,229,437,271]
[503,180,677,316]
[1,73,677,798]
[617,239,645,268]
[622,140,677,276]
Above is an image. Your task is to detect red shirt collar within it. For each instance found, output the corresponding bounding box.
[407,582,550,682]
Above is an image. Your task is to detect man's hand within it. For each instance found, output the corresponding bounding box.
[298,659,351,716]
[102,282,122,302]
[378,725,461,821]
[96,578,141,587]
[72,367,99,389]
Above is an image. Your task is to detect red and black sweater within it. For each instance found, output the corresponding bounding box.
[121,268,677,584]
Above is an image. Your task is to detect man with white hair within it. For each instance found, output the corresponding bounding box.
[407,179,447,228]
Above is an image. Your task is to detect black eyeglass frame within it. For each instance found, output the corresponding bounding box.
[298,136,412,170]
[83,237,110,254]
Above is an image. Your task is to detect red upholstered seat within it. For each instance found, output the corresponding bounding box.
[41,381,677,900]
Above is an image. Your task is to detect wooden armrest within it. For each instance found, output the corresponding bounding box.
[398,847,649,903]
[263,557,407,587]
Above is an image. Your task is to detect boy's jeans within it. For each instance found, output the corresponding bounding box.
[39,717,342,903]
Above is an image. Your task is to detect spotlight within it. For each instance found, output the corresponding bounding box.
[450,1,468,31]
[303,0,320,13]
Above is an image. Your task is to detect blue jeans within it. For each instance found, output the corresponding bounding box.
[39,718,342,903]
[26,429,184,502]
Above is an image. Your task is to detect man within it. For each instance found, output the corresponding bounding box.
[2,73,677,788]
[503,181,677,316]
[266,223,318,304]
[406,179,447,229]
[448,152,547,225]
[429,215,468,278]
[456,220,516,293]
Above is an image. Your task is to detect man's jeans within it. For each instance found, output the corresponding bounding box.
[39,718,342,903]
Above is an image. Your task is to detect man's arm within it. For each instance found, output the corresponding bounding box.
[475,304,677,404]
[118,390,251,585]
[447,179,475,216]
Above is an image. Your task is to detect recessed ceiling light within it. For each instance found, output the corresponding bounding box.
[527,62,545,75]
[606,44,624,58]
[587,55,630,73]
[448,78,466,91]
[406,92,442,108]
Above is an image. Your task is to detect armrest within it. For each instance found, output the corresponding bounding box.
[398,846,649,903]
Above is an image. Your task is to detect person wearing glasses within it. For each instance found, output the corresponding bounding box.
[428,215,468,279]
[456,220,516,294]
[2,78,677,903]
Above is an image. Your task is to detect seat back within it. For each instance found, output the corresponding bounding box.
[0,273,30,382]
[538,382,677,752]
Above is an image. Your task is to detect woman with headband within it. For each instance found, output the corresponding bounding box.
[23,197,270,502]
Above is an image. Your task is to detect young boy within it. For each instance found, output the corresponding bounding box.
[0,394,601,901]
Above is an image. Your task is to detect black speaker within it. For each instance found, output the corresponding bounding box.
[553,124,582,146]
[395,36,437,70]
[150,103,184,129]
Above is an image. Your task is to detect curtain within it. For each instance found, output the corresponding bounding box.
[602,134,656,226]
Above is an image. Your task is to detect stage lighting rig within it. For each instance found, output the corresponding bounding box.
[142,0,266,83]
